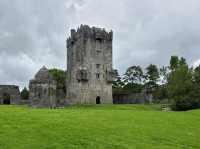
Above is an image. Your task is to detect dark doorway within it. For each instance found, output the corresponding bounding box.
[96,96,101,104]
[3,93,11,105]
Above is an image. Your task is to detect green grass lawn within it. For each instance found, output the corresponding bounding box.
[0,104,199,149]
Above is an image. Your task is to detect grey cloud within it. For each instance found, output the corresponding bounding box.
[0,0,81,88]
[1,0,200,88]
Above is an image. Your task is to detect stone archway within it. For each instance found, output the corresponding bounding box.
[3,93,11,105]
[96,96,101,104]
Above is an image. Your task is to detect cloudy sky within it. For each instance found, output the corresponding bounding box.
[1,0,200,89]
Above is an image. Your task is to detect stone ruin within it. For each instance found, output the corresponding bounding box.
[29,66,66,108]
[28,25,115,107]
[29,66,57,108]
[0,25,154,108]
[0,85,20,105]
[0,25,153,108]
[27,25,151,107]
[66,25,116,104]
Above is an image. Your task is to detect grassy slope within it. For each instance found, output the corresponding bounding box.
[0,105,199,149]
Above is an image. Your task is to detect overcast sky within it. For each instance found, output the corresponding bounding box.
[1,0,200,89]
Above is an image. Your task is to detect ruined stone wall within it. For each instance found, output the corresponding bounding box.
[29,81,57,108]
[56,89,66,106]
[66,25,115,104]
[113,89,153,104]
[29,66,58,108]
[0,85,20,104]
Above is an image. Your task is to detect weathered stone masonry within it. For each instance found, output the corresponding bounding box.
[0,85,20,104]
[29,66,57,108]
[66,25,115,104]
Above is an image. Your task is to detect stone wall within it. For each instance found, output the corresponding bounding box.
[56,89,66,106]
[29,81,57,108]
[0,85,20,104]
[66,25,115,104]
[29,66,57,108]
[113,89,153,104]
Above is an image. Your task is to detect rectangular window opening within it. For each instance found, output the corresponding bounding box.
[96,64,101,69]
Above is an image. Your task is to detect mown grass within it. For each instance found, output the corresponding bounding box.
[0,104,199,149]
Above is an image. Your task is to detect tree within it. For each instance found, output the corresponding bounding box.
[123,65,144,85]
[145,64,159,89]
[170,56,188,71]
[193,65,200,84]
[170,56,179,71]
[189,65,200,108]
[123,66,144,92]
[159,66,169,85]
[167,59,197,110]
[49,69,66,93]
[21,87,29,100]
[150,66,170,102]
[179,57,187,66]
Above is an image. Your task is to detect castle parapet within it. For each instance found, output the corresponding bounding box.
[67,25,113,48]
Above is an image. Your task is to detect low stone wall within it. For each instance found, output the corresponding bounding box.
[113,89,152,104]
[19,100,30,105]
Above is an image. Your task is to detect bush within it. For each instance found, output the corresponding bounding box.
[171,96,199,111]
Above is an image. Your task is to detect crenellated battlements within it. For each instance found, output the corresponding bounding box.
[67,25,113,48]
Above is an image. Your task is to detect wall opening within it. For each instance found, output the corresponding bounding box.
[96,96,101,104]
[3,93,10,105]
[96,73,100,79]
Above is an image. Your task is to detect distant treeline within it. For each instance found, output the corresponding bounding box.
[113,56,200,111]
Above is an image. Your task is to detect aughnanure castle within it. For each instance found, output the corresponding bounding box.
[29,25,115,108]
[0,25,152,108]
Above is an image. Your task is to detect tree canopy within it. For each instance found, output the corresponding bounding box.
[49,68,66,92]
[21,87,29,100]
[112,55,200,111]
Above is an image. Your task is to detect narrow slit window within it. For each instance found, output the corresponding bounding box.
[96,73,100,79]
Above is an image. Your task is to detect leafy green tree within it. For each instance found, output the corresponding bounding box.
[167,58,198,110]
[123,66,144,92]
[170,56,188,71]
[170,56,179,71]
[145,64,159,89]
[193,65,200,84]
[189,65,200,108]
[179,57,187,66]
[123,65,144,84]
[49,69,66,93]
[20,87,29,100]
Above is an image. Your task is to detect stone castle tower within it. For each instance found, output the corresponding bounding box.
[66,25,115,104]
